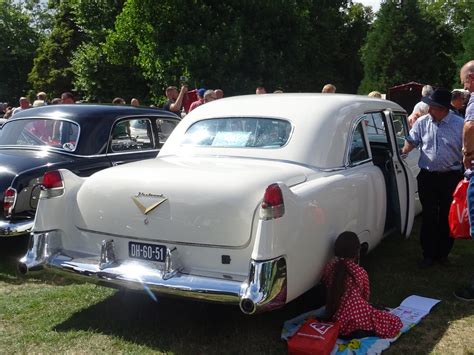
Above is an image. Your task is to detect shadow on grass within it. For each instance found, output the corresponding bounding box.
[0,235,81,286]
[363,221,474,353]
[0,235,29,284]
[53,285,325,354]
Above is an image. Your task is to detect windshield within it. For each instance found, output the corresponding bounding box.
[0,118,80,152]
[181,117,291,148]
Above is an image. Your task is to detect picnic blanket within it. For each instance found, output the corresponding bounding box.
[282,295,440,355]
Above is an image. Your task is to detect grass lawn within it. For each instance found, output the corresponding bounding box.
[1,217,473,354]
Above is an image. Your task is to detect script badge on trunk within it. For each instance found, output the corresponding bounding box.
[132,192,168,215]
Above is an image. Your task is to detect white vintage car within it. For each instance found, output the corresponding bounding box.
[20,94,421,314]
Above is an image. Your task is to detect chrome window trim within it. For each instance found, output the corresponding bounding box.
[180,116,295,149]
[107,114,179,153]
[109,117,155,153]
[0,117,81,153]
[0,146,158,159]
[344,114,371,167]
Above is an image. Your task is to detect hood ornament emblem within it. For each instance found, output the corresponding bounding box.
[132,192,168,215]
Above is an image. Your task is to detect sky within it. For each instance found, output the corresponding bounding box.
[356,0,381,12]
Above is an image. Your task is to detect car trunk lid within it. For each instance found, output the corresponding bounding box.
[75,156,310,247]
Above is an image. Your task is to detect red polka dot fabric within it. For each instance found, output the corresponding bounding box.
[323,259,402,338]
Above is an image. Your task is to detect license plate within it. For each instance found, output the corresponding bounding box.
[128,241,166,262]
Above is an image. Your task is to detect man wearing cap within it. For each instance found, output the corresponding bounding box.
[401,88,464,268]
[188,88,206,112]
[454,60,474,301]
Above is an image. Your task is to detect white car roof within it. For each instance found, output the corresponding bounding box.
[160,93,405,168]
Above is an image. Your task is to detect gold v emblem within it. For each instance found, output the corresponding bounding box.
[132,196,168,215]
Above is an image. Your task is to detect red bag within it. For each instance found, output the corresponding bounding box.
[288,318,339,355]
[449,179,471,239]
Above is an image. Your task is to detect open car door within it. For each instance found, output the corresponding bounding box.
[384,109,416,237]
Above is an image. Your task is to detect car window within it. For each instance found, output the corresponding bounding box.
[365,112,388,144]
[349,121,369,164]
[181,117,291,148]
[111,118,154,152]
[392,113,409,150]
[0,118,79,151]
[157,119,179,146]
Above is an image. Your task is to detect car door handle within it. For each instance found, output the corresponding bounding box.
[394,161,403,174]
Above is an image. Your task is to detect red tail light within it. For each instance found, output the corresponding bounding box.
[43,171,63,189]
[260,183,285,220]
[3,187,17,218]
[41,170,64,198]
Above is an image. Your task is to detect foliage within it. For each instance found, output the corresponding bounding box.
[457,1,474,74]
[0,0,39,104]
[69,0,149,103]
[20,0,55,34]
[359,0,460,94]
[104,0,368,101]
[338,3,374,94]
[419,0,471,34]
[28,0,84,99]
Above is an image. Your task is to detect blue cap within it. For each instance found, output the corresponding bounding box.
[197,88,206,97]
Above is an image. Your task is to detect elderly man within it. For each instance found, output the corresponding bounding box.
[12,97,31,115]
[214,89,224,99]
[401,88,464,268]
[408,85,434,127]
[454,60,474,301]
[203,89,216,103]
[322,84,336,93]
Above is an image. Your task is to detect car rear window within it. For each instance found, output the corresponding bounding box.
[0,118,80,152]
[181,117,291,148]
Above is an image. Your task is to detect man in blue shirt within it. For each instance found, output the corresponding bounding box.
[401,88,464,268]
[454,60,474,301]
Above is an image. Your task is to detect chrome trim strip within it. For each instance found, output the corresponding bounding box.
[0,219,33,237]
[20,231,288,313]
[105,149,159,157]
[73,219,257,249]
[0,146,158,159]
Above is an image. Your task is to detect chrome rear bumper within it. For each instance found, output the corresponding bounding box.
[19,231,287,314]
[0,219,33,237]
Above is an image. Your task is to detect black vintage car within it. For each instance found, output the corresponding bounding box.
[0,104,180,237]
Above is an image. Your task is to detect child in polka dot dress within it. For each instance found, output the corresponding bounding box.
[323,232,402,339]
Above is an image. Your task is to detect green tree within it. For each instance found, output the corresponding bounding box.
[28,0,84,98]
[0,0,39,104]
[457,1,474,75]
[419,0,471,34]
[104,0,360,100]
[69,0,148,102]
[359,0,459,93]
[20,0,54,34]
[337,3,373,93]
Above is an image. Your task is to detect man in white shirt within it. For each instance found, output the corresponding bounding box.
[12,97,31,115]
[408,85,434,127]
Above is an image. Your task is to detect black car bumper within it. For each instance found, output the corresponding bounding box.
[0,219,33,237]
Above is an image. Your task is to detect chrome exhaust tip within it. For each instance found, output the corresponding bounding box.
[17,262,28,275]
[239,298,257,314]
